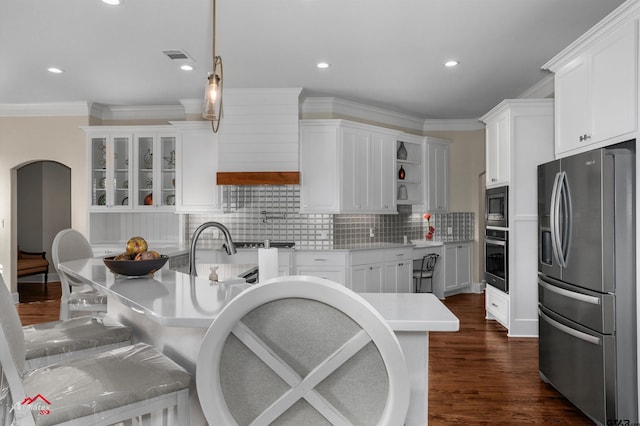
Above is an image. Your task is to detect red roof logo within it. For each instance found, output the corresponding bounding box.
[21,394,51,405]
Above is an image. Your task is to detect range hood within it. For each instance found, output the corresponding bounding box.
[216,171,300,185]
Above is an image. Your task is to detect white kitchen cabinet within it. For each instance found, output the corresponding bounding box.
[443,242,471,296]
[85,131,133,211]
[547,20,637,156]
[133,130,176,211]
[383,247,413,293]
[396,135,424,207]
[172,121,222,212]
[483,108,510,187]
[294,251,348,284]
[299,120,398,214]
[424,138,450,211]
[349,250,384,293]
[485,284,509,330]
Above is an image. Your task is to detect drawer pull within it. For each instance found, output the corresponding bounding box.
[313,258,328,262]
[491,302,499,308]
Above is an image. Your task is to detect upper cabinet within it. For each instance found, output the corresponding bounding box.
[172,121,222,212]
[481,99,554,193]
[484,108,510,187]
[133,130,176,211]
[85,131,133,210]
[84,126,176,212]
[544,15,638,156]
[300,120,397,214]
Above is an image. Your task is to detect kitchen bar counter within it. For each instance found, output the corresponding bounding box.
[59,257,459,425]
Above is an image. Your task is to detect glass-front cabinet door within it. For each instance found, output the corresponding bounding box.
[88,134,132,210]
[134,131,176,210]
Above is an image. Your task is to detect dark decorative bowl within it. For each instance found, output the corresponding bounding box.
[103,255,169,276]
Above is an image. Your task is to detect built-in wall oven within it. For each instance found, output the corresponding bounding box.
[485,227,508,293]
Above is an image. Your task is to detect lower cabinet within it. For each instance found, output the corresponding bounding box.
[485,284,509,329]
[347,247,412,293]
[349,250,384,292]
[294,251,348,284]
[443,242,472,296]
[383,248,413,293]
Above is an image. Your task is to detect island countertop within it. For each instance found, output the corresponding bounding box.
[59,257,459,332]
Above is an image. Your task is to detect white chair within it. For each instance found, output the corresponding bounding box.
[52,229,107,320]
[0,274,131,372]
[413,253,439,293]
[196,275,410,426]
[0,278,190,426]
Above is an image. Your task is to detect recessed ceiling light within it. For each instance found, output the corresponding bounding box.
[180,64,194,71]
[444,60,459,67]
[47,67,63,74]
[317,62,330,69]
[102,0,122,5]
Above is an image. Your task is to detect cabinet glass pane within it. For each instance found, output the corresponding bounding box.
[160,136,176,206]
[138,136,154,207]
[91,137,107,207]
[113,137,130,206]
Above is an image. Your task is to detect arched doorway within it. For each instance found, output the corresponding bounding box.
[16,161,71,300]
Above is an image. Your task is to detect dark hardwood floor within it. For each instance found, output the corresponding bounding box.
[429,293,592,425]
[16,284,592,424]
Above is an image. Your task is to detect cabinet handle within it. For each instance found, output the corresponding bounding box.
[579,134,591,142]
[314,258,327,261]
[399,262,404,266]
[369,266,373,270]
[396,253,403,257]
[491,178,497,182]
[491,302,499,308]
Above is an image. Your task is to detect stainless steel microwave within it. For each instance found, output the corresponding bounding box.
[486,186,508,227]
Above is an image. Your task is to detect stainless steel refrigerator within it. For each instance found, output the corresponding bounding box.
[537,141,637,425]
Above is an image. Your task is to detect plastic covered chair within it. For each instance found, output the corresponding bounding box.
[413,253,439,293]
[0,279,190,425]
[196,275,410,426]
[52,229,107,320]
[0,274,131,372]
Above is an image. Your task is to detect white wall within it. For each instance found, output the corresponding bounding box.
[0,115,89,292]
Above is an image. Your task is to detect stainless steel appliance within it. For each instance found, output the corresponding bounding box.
[537,141,637,425]
[486,186,508,227]
[484,228,508,292]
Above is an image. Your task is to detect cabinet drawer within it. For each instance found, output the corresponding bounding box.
[384,248,413,262]
[486,285,509,327]
[295,251,347,266]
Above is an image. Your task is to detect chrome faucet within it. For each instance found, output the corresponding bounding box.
[189,222,237,276]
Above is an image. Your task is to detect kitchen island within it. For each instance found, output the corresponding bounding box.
[59,257,459,425]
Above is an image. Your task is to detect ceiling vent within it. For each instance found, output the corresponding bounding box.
[162,49,191,61]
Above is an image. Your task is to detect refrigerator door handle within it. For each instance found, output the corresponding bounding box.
[538,277,601,305]
[550,172,565,267]
[539,308,601,345]
[559,171,572,266]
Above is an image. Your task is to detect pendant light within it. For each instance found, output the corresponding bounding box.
[202,0,223,132]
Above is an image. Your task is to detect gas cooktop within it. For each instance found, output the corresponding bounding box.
[229,241,296,249]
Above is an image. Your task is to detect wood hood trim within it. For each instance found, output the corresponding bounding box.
[216,172,300,185]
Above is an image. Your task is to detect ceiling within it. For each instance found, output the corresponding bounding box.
[0,0,625,120]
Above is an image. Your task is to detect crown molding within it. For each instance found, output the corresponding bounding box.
[542,0,640,71]
[0,101,91,117]
[300,97,485,132]
[98,104,185,121]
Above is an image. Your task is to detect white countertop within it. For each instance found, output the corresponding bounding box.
[59,257,459,332]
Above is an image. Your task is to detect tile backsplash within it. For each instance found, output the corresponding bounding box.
[185,185,474,249]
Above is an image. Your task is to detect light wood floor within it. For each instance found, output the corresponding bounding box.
[17,283,592,424]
